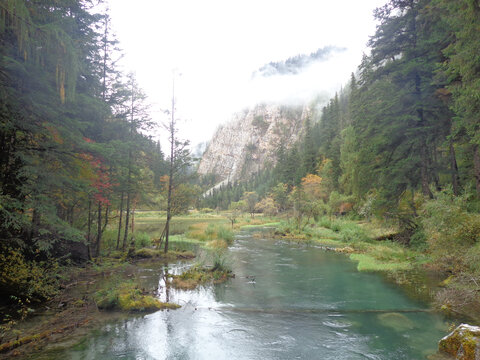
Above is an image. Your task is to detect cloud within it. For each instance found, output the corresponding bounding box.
[252,46,347,78]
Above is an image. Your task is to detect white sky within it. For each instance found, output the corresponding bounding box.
[107,0,386,146]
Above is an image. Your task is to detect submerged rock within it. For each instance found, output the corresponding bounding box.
[439,324,480,360]
[377,312,415,332]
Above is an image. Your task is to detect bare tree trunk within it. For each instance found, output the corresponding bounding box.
[123,191,131,251]
[96,202,102,257]
[450,141,460,196]
[116,191,124,250]
[102,205,109,232]
[420,144,433,198]
[164,76,176,255]
[474,145,480,197]
[131,196,137,234]
[87,199,92,259]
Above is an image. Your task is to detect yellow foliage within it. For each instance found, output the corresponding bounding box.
[301,173,327,201]
[0,249,59,301]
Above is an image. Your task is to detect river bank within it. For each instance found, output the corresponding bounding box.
[0,213,240,358]
[263,215,480,325]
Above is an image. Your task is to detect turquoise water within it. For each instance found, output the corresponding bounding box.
[43,234,449,359]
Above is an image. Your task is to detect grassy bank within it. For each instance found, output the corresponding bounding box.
[265,215,480,323]
[272,216,427,272]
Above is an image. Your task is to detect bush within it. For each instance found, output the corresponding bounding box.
[318,216,332,229]
[200,208,214,213]
[134,232,152,248]
[339,224,370,243]
[0,249,59,302]
[409,227,428,251]
[101,229,118,252]
[422,190,480,269]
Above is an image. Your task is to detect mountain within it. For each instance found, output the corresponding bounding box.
[198,103,311,189]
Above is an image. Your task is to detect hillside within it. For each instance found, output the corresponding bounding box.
[198,103,311,188]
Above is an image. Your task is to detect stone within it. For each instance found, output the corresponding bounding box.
[377,312,415,332]
[439,324,480,360]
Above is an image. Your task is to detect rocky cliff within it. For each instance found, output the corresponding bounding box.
[198,103,310,187]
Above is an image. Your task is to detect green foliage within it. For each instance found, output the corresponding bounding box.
[409,227,428,251]
[134,232,152,248]
[338,223,370,243]
[422,190,480,269]
[0,249,59,302]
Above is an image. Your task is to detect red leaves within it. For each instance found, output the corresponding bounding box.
[79,137,114,205]
[92,162,112,206]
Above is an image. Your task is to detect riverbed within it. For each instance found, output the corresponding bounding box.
[35,232,450,359]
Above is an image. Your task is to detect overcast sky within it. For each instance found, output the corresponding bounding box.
[107,0,386,147]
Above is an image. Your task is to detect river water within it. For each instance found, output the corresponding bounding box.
[48,232,449,359]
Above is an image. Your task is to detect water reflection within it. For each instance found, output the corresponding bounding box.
[53,234,449,360]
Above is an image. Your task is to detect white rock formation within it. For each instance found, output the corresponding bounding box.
[198,103,310,188]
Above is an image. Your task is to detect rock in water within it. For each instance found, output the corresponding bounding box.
[439,324,480,360]
[377,312,415,332]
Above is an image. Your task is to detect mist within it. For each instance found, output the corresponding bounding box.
[176,46,359,146]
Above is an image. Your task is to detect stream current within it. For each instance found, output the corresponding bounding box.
[48,232,449,359]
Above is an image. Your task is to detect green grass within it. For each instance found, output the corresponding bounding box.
[350,253,413,272]
[268,217,427,274]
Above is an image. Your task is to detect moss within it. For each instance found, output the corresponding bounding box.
[117,290,179,312]
[439,275,455,287]
[95,282,180,312]
[439,324,480,360]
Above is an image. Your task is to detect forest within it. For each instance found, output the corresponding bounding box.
[202,0,480,311]
[1,0,480,356]
[0,0,197,302]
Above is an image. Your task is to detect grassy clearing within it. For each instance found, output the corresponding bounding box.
[185,222,234,246]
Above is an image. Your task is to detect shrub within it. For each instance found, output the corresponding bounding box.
[0,249,59,302]
[134,232,152,248]
[338,222,370,243]
[101,229,118,252]
[328,219,343,232]
[409,227,428,251]
[318,216,332,229]
[422,190,480,269]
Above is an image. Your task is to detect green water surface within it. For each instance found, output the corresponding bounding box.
[39,233,449,359]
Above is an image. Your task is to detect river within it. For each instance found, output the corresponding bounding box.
[39,231,449,359]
